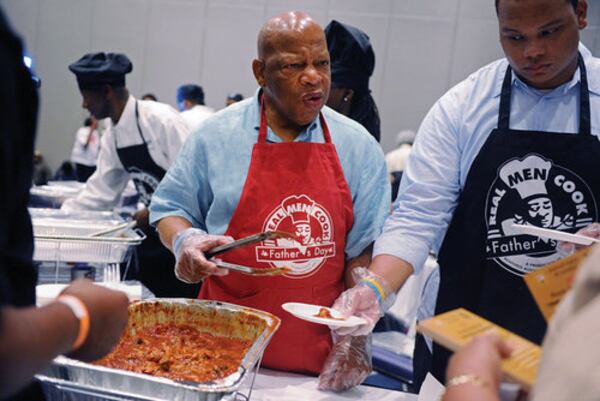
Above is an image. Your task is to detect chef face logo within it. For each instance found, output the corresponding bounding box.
[257,194,336,278]
[127,167,160,206]
[485,154,597,276]
[295,223,312,245]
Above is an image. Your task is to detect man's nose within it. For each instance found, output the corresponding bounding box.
[524,39,545,60]
[301,66,321,86]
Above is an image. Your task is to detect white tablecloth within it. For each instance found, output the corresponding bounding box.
[250,369,418,401]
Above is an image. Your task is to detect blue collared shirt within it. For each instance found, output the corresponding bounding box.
[150,89,390,259]
[374,45,600,273]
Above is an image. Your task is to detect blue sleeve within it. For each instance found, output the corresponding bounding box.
[149,134,212,230]
[345,138,391,259]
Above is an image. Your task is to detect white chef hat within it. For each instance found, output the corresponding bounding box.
[499,154,552,200]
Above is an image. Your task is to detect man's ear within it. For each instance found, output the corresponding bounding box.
[343,88,355,104]
[577,0,588,30]
[252,59,266,87]
[183,99,193,110]
[102,84,113,99]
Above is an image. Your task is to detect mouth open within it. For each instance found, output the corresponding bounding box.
[302,93,323,109]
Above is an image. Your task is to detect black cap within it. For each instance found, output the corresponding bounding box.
[325,20,374,93]
[68,52,132,90]
[227,93,243,102]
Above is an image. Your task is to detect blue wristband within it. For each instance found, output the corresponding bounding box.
[359,280,383,306]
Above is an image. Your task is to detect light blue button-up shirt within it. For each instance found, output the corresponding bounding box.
[150,89,390,259]
[374,45,600,273]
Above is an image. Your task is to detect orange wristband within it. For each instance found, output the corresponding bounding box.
[57,295,90,351]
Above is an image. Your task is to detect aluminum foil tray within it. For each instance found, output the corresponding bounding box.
[29,207,121,222]
[32,218,144,264]
[37,299,280,401]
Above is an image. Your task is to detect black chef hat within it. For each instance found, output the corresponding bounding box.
[68,52,132,90]
[325,20,375,93]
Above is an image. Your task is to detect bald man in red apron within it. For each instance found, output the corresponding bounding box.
[153,11,390,380]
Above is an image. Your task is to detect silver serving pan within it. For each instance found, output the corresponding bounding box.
[32,218,145,264]
[37,299,280,401]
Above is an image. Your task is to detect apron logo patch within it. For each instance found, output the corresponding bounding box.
[257,194,336,278]
[485,153,597,276]
[128,167,159,205]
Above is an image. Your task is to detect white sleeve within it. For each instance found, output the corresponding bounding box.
[160,114,189,164]
[373,93,463,274]
[62,130,130,211]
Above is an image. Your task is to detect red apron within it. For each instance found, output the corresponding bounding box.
[199,100,354,374]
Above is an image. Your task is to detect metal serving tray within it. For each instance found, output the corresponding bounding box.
[32,218,145,264]
[37,299,281,401]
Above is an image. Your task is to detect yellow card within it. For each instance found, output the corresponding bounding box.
[523,247,592,322]
[417,308,541,389]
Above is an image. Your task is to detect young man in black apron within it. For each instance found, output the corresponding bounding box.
[325,0,599,390]
[64,53,199,298]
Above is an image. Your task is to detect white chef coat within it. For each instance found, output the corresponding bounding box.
[180,104,215,134]
[62,95,190,211]
[70,125,100,167]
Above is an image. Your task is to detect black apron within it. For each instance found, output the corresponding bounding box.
[115,102,199,298]
[413,54,600,388]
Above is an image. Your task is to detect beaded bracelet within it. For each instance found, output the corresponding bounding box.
[439,374,490,400]
[359,277,386,305]
[446,373,489,388]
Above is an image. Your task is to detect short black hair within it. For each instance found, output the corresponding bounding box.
[495,0,578,13]
[141,93,158,101]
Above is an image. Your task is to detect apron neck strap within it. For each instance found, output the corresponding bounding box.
[134,101,148,144]
[114,100,147,148]
[578,52,592,136]
[497,52,591,136]
[258,94,332,144]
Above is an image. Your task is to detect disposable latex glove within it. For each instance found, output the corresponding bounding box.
[558,222,600,256]
[330,267,396,336]
[172,228,233,283]
[318,334,372,392]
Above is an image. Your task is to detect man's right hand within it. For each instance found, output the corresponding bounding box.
[444,333,512,400]
[172,228,233,283]
[61,279,128,362]
[558,222,600,255]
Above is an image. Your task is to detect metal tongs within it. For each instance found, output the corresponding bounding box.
[206,230,297,276]
[214,260,291,276]
[205,230,296,259]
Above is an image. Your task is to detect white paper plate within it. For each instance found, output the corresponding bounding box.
[281,302,367,327]
[36,282,142,307]
[36,284,68,307]
[511,223,600,246]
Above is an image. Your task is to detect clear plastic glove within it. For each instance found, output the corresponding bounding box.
[172,228,233,284]
[318,334,372,392]
[557,223,600,256]
[330,267,396,336]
